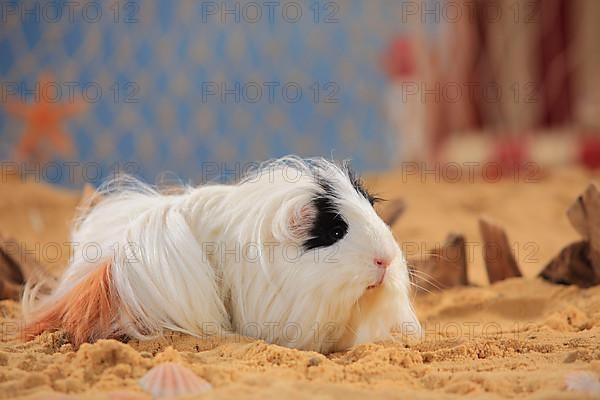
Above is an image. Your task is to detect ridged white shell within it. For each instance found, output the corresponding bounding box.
[139,362,212,399]
[565,371,600,395]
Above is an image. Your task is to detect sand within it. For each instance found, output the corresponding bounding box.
[0,167,599,399]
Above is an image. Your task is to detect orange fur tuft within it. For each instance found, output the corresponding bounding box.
[24,263,120,347]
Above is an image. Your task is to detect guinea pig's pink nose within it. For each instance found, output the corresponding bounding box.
[374,258,391,268]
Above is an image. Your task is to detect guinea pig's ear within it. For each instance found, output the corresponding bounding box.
[288,203,316,240]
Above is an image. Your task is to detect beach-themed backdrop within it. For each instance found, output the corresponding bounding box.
[0,0,439,185]
[3,0,599,186]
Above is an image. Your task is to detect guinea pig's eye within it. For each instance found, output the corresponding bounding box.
[329,225,347,240]
[302,194,349,250]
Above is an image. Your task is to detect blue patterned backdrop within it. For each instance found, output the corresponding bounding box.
[0,0,434,185]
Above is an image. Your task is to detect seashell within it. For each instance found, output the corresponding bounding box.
[139,362,212,399]
[565,371,600,395]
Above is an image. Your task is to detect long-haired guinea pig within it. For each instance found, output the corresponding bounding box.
[22,157,420,353]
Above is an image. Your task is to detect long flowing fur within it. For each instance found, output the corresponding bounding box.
[23,157,420,352]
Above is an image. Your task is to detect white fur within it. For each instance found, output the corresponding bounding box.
[25,157,420,352]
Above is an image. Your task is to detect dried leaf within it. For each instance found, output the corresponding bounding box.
[0,235,54,300]
[479,218,523,284]
[409,233,468,292]
[540,241,600,288]
[540,184,600,287]
[375,198,405,227]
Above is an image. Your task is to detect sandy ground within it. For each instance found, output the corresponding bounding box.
[0,167,599,399]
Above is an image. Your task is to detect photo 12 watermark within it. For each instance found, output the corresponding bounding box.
[400,162,540,183]
[200,1,340,24]
[1,80,140,104]
[200,81,339,104]
[399,81,540,105]
[1,161,141,184]
[402,239,540,266]
[1,1,140,24]
[398,1,540,24]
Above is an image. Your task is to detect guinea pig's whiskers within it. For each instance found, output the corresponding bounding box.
[406,266,441,294]
[411,282,433,295]
[409,274,440,293]
[427,252,451,263]
[406,275,433,295]
[409,269,442,290]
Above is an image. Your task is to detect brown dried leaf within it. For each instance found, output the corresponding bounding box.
[409,233,468,293]
[541,183,600,288]
[375,198,405,227]
[479,218,523,284]
[539,241,600,288]
[0,235,54,300]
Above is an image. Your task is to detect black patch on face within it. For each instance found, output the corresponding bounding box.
[303,183,349,251]
[343,162,383,206]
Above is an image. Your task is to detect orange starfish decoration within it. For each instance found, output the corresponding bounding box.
[4,73,87,161]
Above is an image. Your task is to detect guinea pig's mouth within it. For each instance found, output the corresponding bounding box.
[366,268,387,290]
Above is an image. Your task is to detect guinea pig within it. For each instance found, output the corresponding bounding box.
[22,157,420,353]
